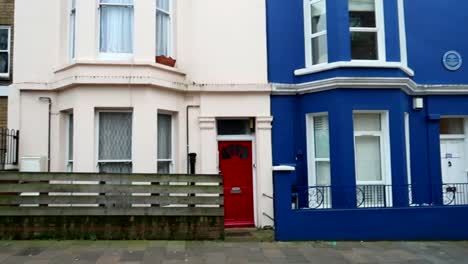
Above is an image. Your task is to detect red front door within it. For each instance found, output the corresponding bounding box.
[218,141,254,228]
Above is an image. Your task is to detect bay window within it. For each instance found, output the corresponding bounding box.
[304,0,328,66]
[0,26,11,78]
[353,112,391,207]
[307,113,331,208]
[157,113,173,173]
[349,0,384,60]
[99,0,134,56]
[156,0,172,56]
[69,0,76,60]
[97,111,133,173]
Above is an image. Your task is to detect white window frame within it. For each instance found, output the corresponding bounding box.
[0,26,11,78]
[97,0,134,60]
[156,0,173,57]
[157,111,175,173]
[353,111,392,207]
[306,113,332,209]
[95,110,133,172]
[69,0,76,61]
[303,0,328,67]
[349,0,386,62]
[66,113,74,172]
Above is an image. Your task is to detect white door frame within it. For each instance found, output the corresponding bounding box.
[439,116,468,184]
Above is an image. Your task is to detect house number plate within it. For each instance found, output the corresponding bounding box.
[231,187,242,194]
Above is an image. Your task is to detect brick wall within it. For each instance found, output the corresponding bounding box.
[0,0,14,85]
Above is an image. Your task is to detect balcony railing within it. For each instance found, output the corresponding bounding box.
[292,183,468,210]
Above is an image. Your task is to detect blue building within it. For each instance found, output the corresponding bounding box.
[268,0,468,240]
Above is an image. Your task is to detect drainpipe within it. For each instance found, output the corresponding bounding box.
[186,105,200,174]
[39,97,52,172]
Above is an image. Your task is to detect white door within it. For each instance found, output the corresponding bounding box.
[440,139,467,184]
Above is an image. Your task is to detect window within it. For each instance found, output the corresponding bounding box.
[217,119,252,135]
[440,118,465,135]
[69,0,76,60]
[349,0,384,60]
[304,0,328,66]
[157,113,173,173]
[67,113,74,172]
[97,112,133,173]
[0,26,11,78]
[307,114,331,208]
[99,0,134,55]
[353,112,391,207]
[156,0,172,56]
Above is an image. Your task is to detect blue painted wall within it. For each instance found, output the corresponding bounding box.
[266,0,468,84]
[271,91,468,239]
[274,169,468,241]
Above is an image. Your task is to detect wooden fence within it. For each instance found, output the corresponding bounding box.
[0,172,224,240]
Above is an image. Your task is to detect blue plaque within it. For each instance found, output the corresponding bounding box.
[443,51,462,71]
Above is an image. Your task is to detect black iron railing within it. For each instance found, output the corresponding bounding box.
[292,183,468,210]
[0,128,19,169]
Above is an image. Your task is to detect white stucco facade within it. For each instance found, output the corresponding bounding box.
[9,0,273,227]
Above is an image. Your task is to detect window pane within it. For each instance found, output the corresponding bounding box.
[0,53,8,74]
[157,0,170,12]
[101,0,133,4]
[310,0,326,34]
[355,136,382,181]
[314,115,329,158]
[100,5,134,53]
[68,114,74,160]
[0,29,8,50]
[354,113,381,132]
[440,118,465,135]
[70,12,76,59]
[351,32,378,60]
[156,12,170,56]
[349,0,376,27]
[99,112,132,160]
[316,161,331,185]
[217,119,251,135]
[158,161,171,174]
[158,114,172,159]
[312,35,328,65]
[99,163,132,173]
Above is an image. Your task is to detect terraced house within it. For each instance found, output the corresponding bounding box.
[269,0,468,240]
[9,0,273,228]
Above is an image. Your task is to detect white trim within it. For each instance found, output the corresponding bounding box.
[216,135,255,141]
[271,77,468,96]
[397,0,408,66]
[440,135,465,140]
[272,165,296,172]
[404,112,411,185]
[295,61,414,76]
[0,26,11,78]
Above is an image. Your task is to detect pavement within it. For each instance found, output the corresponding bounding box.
[0,230,466,264]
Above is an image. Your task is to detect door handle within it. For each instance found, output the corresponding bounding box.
[231,187,242,194]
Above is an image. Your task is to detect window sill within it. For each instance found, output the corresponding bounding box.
[295,61,415,77]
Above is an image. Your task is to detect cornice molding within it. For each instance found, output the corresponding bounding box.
[256,116,273,130]
[272,77,468,95]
